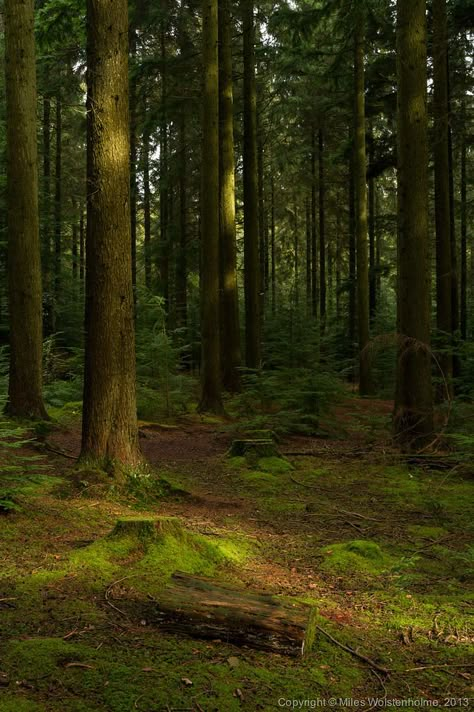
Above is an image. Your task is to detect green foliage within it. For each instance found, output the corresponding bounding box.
[0,421,46,514]
[228,367,343,436]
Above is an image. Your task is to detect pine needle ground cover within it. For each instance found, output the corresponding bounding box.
[0,400,472,711]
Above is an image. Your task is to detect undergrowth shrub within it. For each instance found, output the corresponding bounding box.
[0,422,45,513]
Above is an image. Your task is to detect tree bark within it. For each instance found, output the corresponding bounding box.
[218,0,241,392]
[198,0,223,413]
[311,126,318,319]
[129,28,138,297]
[4,0,48,419]
[318,128,326,330]
[433,0,453,396]
[354,11,373,395]
[242,0,261,368]
[143,123,152,291]
[348,158,356,353]
[159,24,169,310]
[394,0,434,448]
[81,0,140,469]
[42,93,53,334]
[54,95,62,328]
[270,174,276,315]
[460,91,467,341]
[305,196,311,314]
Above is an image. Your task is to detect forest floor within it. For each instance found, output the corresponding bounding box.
[0,397,473,712]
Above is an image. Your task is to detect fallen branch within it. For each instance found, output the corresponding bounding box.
[316,624,390,676]
[403,663,474,672]
[42,443,77,460]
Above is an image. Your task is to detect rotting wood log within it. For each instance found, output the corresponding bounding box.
[150,571,317,657]
[229,439,278,459]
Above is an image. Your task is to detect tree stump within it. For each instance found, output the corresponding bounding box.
[110,516,183,543]
[150,572,317,657]
[229,439,278,459]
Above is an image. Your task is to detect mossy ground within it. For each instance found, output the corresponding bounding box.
[0,408,473,711]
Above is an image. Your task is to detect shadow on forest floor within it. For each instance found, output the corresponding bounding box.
[0,397,473,711]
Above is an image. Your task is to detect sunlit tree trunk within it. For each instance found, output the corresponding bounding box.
[394,0,433,447]
[198,0,223,413]
[4,0,48,419]
[219,0,241,392]
[242,0,261,368]
[81,0,140,469]
[354,9,373,395]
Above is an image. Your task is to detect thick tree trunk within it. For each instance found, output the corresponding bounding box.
[81,0,140,469]
[394,0,434,448]
[198,0,223,414]
[4,0,48,419]
[218,0,241,392]
[354,12,373,395]
[318,129,326,329]
[242,0,261,369]
[433,0,453,396]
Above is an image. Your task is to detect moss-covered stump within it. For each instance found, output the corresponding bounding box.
[229,439,278,459]
[150,571,317,657]
[110,516,183,543]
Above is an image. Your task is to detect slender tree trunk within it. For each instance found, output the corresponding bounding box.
[72,221,78,281]
[368,125,377,324]
[79,210,85,283]
[42,93,53,333]
[336,200,342,320]
[198,0,223,413]
[433,0,453,396]
[394,0,433,447]
[460,94,467,341]
[305,196,311,314]
[81,0,140,469]
[293,199,299,307]
[270,174,276,315]
[348,159,356,352]
[143,124,152,290]
[159,24,169,310]
[318,128,326,330]
[4,0,48,419]
[354,11,373,395]
[130,28,138,296]
[54,95,62,328]
[311,126,318,319]
[447,56,460,379]
[218,0,241,392]
[257,129,265,315]
[175,111,187,327]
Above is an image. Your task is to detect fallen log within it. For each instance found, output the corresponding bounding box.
[150,572,317,657]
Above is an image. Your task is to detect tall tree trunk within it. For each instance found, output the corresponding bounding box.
[159,24,169,310]
[143,124,152,290]
[368,125,377,324]
[348,158,356,353]
[433,0,453,396]
[79,209,85,283]
[293,199,299,307]
[72,219,78,281]
[54,95,62,329]
[318,128,326,330]
[394,0,433,447]
[460,92,467,341]
[257,129,265,315]
[311,126,318,319]
[336,199,342,320]
[270,174,276,315]
[354,10,373,395]
[175,111,187,326]
[305,196,311,314]
[447,56,460,379]
[129,29,138,297]
[42,93,53,333]
[4,0,48,419]
[198,0,223,413]
[242,0,261,368]
[218,0,241,392]
[81,0,140,468]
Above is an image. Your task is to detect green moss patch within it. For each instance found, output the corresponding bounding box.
[320,539,394,575]
[258,456,293,473]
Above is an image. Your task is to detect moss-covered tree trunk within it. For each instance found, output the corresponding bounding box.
[433,0,453,396]
[354,10,373,395]
[198,0,223,414]
[81,0,140,468]
[394,0,434,447]
[218,0,241,393]
[4,0,48,420]
[242,0,261,369]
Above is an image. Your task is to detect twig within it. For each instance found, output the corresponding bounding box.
[316,624,390,676]
[403,663,474,672]
[43,443,77,460]
[336,509,381,522]
[0,597,17,603]
[105,575,137,618]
